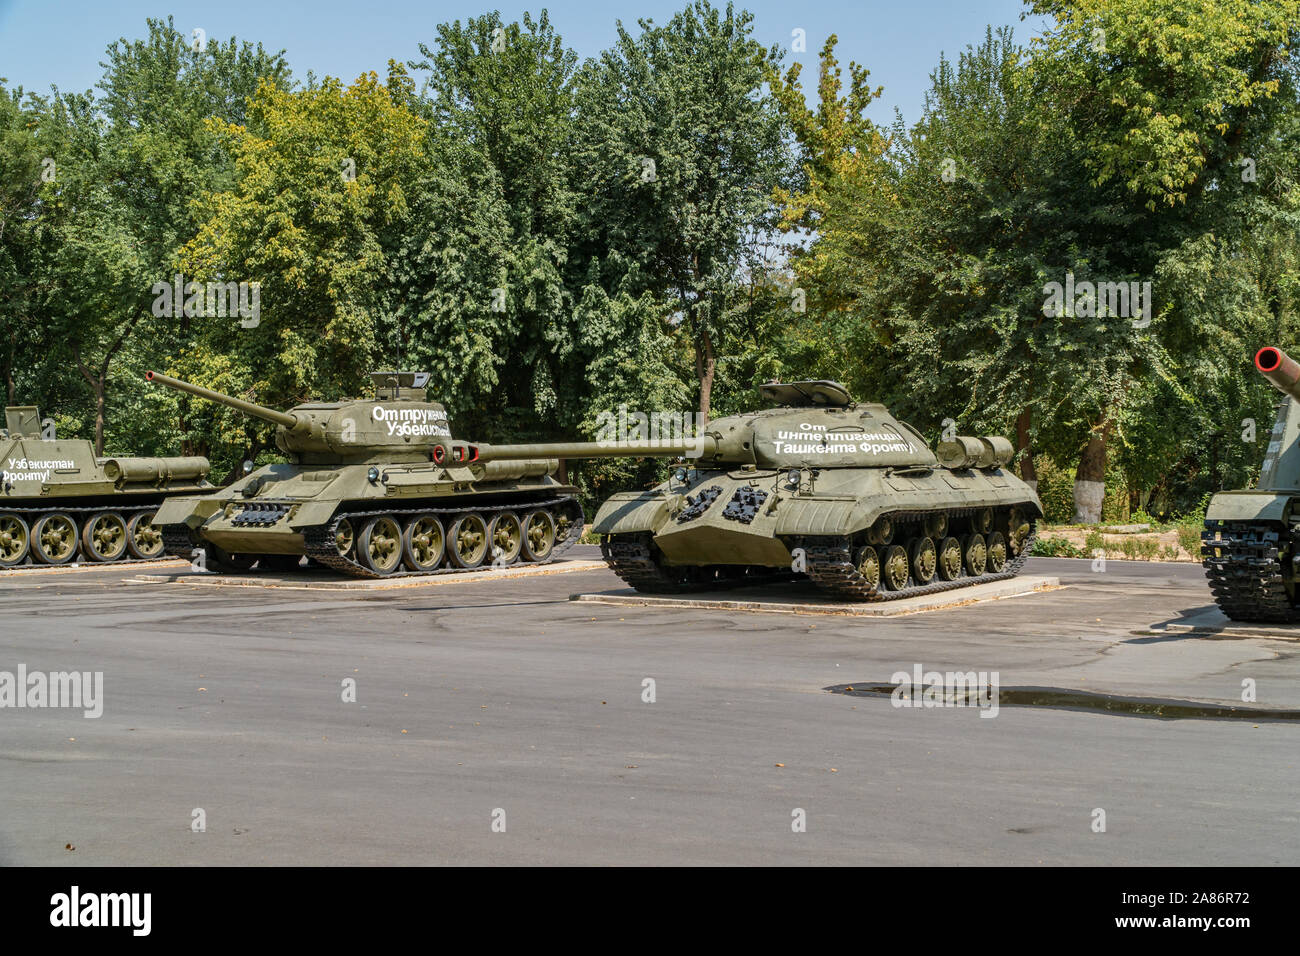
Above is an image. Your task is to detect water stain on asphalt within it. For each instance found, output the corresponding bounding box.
[826,682,1300,722]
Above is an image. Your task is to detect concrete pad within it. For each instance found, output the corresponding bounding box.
[570,574,1061,617]
[1146,606,1300,641]
[122,558,609,590]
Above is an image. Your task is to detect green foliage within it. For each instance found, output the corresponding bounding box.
[1034,457,1076,525]
[1030,536,1087,558]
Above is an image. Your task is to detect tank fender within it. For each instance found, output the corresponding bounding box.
[591,491,672,535]
[155,495,221,529]
[1205,491,1291,523]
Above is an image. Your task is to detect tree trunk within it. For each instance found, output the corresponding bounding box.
[1015,409,1037,491]
[695,328,716,424]
[1073,418,1112,524]
[93,382,106,455]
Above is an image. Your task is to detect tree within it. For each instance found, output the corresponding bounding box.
[572,0,790,421]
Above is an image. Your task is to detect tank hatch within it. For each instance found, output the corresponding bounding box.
[758,381,852,408]
[4,406,41,438]
[370,372,431,401]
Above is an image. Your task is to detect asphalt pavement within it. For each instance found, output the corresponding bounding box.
[0,551,1296,865]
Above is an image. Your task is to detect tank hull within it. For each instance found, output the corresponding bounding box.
[155,460,585,577]
[594,463,1041,599]
[0,432,212,567]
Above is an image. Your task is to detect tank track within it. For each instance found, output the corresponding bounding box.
[0,502,173,569]
[1201,519,1300,623]
[600,533,794,593]
[601,507,1037,601]
[300,496,585,579]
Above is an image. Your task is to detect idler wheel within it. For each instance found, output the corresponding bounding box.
[0,512,31,567]
[522,510,557,562]
[963,533,988,576]
[853,545,881,590]
[126,511,165,559]
[402,514,445,571]
[881,544,910,591]
[82,511,129,562]
[448,512,490,568]
[31,513,78,565]
[987,531,1008,572]
[357,515,403,575]
[910,536,937,584]
[937,536,963,580]
[334,518,356,558]
[487,512,524,566]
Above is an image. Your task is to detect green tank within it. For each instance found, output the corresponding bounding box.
[0,404,212,567]
[145,370,584,576]
[1202,345,1300,622]
[472,380,1042,600]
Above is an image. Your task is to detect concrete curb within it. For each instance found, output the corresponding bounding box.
[570,575,1062,617]
[124,558,610,591]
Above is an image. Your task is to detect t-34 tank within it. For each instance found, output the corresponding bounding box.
[471,380,1042,600]
[145,370,584,576]
[0,404,212,567]
[1203,345,1300,622]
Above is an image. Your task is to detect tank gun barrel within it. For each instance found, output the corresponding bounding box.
[145,371,299,429]
[1256,347,1300,402]
[474,437,719,462]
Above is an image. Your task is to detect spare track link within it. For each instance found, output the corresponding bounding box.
[302,496,585,579]
[1202,519,1300,623]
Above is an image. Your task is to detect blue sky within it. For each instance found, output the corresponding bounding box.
[0,1,1046,125]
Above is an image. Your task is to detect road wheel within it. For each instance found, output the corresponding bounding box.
[853,545,881,590]
[973,508,994,535]
[357,515,403,575]
[910,536,937,584]
[963,533,988,576]
[937,536,963,581]
[522,510,556,562]
[0,512,30,567]
[487,512,523,566]
[447,513,489,568]
[987,531,1008,572]
[402,514,445,572]
[882,544,910,591]
[82,511,129,562]
[334,518,356,558]
[126,511,165,559]
[32,513,78,565]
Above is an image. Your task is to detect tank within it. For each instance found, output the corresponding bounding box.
[1202,345,1300,622]
[0,404,213,567]
[144,370,584,576]
[472,380,1043,600]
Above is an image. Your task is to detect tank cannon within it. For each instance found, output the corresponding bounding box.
[466,379,1041,601]
[144,370,581,577]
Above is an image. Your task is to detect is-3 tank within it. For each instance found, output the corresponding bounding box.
[1203,345,1300,622]
[473,380,1042,600]
[145,370,583,576]
[0,404,212,567]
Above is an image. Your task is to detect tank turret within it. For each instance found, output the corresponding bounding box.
[145,370,455,465]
